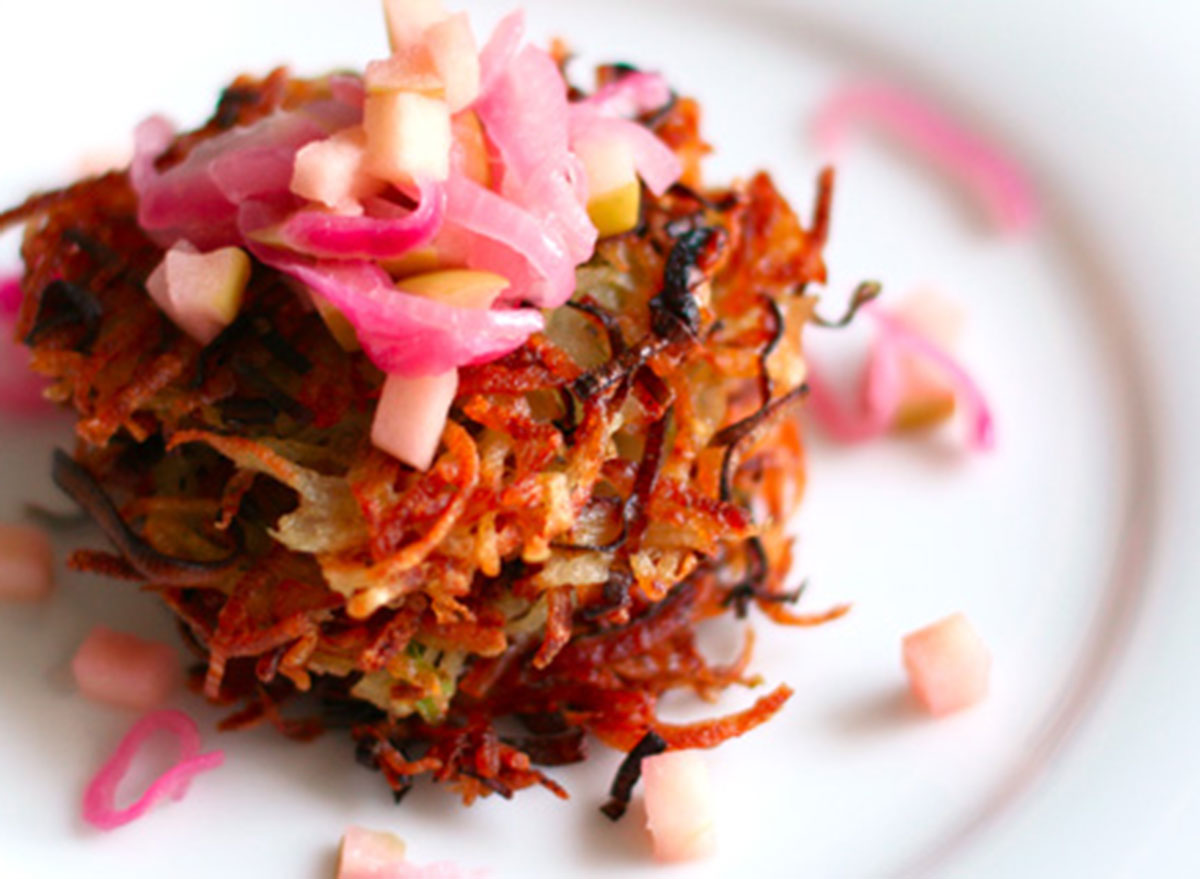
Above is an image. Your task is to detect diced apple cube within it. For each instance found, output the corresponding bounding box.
[893,289,966,347]
[425,13,479,113]
[0,523,53,603]
[312,297,362,352]
[371,370,458,471]
[381,245,442,278]
[902,612,991,716]
[364,47,444,98]
[397,270,509,309]
[643,750,717,863]
[71,626,181,711]
[382,0,447,53]
[75,144,134,177]
[337,826,408,879]
[575,135,640,237]
[290,127,384,215]
[364,91,452,184]
[577,136,637,198]
[890,290,966,431]
[586,182,640,239]
[892,360,958,430]
[145,243,251,345]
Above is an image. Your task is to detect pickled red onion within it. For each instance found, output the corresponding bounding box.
[1,275,22,312]
[578,71,672,119]
[131,100,360,249]
[120,4,692,382]
[478,10,525,98]
[804,303,993,450]
[81,710,224,831]
[132,116,239,249]
[868,305,994,450]
[505,157,597,265]
[569,112,682,197]
[440,175,575,308]
[254,250,542,376]
[803,358,896,444]
[812,84,1037,234]
[474,44,569,187]
[276,180,446,260]
[0,275,51,416]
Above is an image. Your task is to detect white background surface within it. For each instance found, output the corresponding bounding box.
[0,1,1197,876]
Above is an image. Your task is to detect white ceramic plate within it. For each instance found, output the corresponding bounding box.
[2,1,1197,876]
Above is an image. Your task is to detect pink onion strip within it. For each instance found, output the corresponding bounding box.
[1,275,22,313]
[504,157,597,266]
[276,181,446,260]
[474,44,570,187]
[802,359,897,444]
[0,274,52,416]
[569,112,682,196]
[130,101,360,249]
[130,116,239,249]
[804,305,993,450]
[478,10,526,98]
[577,71,672,119]
[82,709,224,831]
[812,84,1037,234]
[441,175,575,308]
[250,243,543,377]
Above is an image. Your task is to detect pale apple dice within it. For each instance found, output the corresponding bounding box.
[337,826,408,879]
[587,183,640,239]
[892,361,958,430]
[397,269,509,309]
[382,0,447,52]
[364,46,443,98]
[450,110,491,187]
[891,290,966,431]
[71,626,180,711]
[576,135,640,237]
[364,91,452,184]
[145,244,250,345]
[894,289,966,346]
[371,370,458,471]
[425,13,479,112]
[313,297,362,352]
[75,145,133,177]
[381,245,442,278]
[902,613,991,716]
[290,127,383,215]
[643,750,717,863]
[0,523,53,603]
